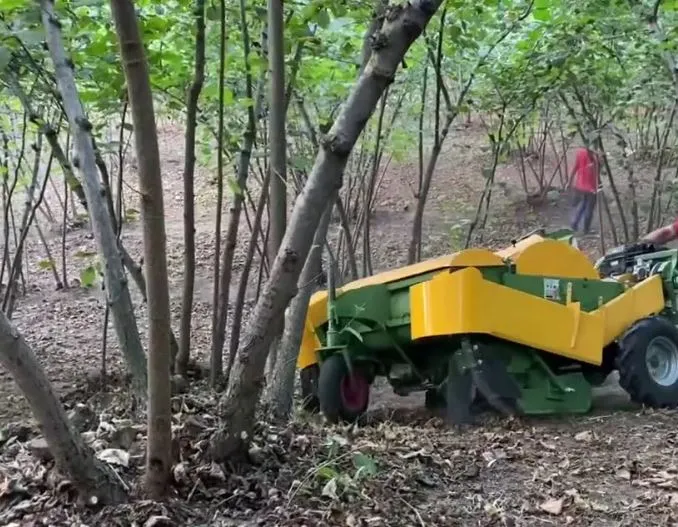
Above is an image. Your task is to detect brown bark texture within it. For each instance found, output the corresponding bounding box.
[265,197,334,418]
[110,0,173,499]
[41,0,148,394]
[0,310,126,504]
[177,0,207,375]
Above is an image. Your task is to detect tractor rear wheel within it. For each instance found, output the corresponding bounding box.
[617,316,678,408]
[299,364,320,413]
[318,354,370,423]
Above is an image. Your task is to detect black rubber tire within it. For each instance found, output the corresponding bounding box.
[425,389,446,410]
[299,364,320,413]
[617,316,678,408]
[318,354,370,423]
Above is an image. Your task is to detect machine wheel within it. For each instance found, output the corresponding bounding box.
[299,364,320,413]
[318,354,370,423]
[617,316,678,408]
[425,388,446,410]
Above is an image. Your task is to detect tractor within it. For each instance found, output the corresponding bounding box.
[296,229,678,424]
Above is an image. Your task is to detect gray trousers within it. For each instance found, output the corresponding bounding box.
[570,189,597,234]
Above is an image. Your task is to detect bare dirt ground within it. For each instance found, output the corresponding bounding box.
[2,119,678,525]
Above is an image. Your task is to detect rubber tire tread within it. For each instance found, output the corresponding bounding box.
[299,365,320,413]
[617,316,678,408]
[318,354,370,423]
[425,389,445,410]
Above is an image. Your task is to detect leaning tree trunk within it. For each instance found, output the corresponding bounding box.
[0,311,126,504]
[264,197,334,418]
[209,0,444,462]
[41,0,147,395]
[177,0,207,376]
[110,0,172,499]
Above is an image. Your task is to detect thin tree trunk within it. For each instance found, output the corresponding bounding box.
[34,214,63,289]
[0,310,126,504]
[265,0,288,376]
[0,116,26,291]
[177,0,207,376]
[41,0,148,395]
[211,25,267,383]
[296,98,358,279]
[110,0,172,499]
[362,91,388,276]
[2,134,45,313]
[268,0,287,260]
[647,102,676,232]
[7,74,88,210]
[209,0,444,462]
[265,196,334,418]
[61,166,69,288]
[210,0,228,386]
[226,171,271,382]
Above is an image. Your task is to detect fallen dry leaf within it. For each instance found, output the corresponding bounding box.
[574,431,593,442]
[96,448,130,468]
[540,497,564,515]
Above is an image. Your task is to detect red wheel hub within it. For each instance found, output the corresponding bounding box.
[339,371,369,412]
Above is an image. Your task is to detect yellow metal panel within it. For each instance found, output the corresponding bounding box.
[447,248,505,267]
[599,275,665,345]
[297,290,330,369]
[298,318,323,369]
[495,234,545,259]
[410,267,605,364]
[514,239,599,280]
[334,244,520,294]
[337,254,459,292]
[297,235,579,370]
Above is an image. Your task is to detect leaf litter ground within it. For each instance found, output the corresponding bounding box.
[1,121,677,525]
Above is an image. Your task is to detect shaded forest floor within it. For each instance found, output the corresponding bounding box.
[2,119,678,525]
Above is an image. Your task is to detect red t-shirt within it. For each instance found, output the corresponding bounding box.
[572,148,598,193]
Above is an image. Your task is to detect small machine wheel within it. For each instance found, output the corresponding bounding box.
[617,316,678,407]
[318,354,370,423]
[299,364,320,413]
[425,388,446,410]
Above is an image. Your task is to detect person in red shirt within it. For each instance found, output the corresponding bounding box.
[643,218,678,244]
[568,146,600,235]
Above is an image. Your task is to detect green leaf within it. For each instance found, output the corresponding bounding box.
[73,250,97,259]
[227,176,243,196]
[339,326,364,342]
[316,466,339,480]
[0,0,28,10]
[14,29,44,47]
[124,207,139,222]
[352,451,377,478]
[532,8,551,21]
[80,265,97,288]
[448,25,462,41]
[316,8,330,29]
[37,259,55,271]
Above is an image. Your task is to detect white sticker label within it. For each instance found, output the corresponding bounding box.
[544,278,560,300]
